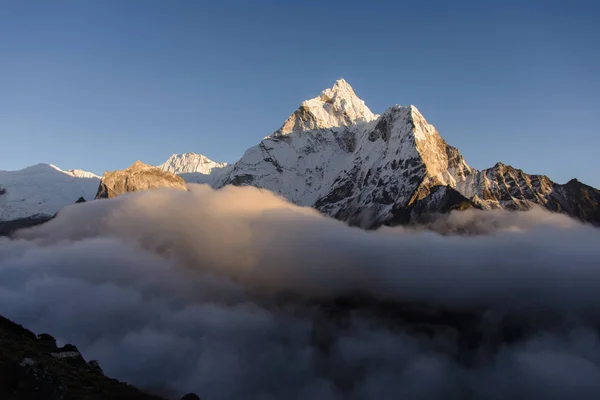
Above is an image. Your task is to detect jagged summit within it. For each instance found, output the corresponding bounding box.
[322,78,360,103]
[273,78,378,136]
[331,77,353,90]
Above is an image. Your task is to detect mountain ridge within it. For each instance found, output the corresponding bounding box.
[217,80,600,227]
[158,152,227,175]
[0,164,99,221]
[1,79,599,228]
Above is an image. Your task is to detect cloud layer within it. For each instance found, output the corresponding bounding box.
[1,184,600,399]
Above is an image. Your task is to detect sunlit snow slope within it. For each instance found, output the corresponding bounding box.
[0,164,100,221]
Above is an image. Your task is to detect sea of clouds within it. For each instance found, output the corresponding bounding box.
[1,184,600,399]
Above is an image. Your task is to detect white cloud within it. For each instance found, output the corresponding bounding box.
[1,184,600,399]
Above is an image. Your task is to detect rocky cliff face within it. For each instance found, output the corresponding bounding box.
[219,79,600,227]
[548,178,600,225]
[95,161,187,199]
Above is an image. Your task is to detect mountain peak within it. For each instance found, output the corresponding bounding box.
[130,160,151,169]
[96,161,186,199]
[325,78,356,99]
[273,79,377,136]
[157,152,227,175]
[333,77,351,87]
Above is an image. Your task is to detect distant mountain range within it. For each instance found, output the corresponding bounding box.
[1,79,599,230]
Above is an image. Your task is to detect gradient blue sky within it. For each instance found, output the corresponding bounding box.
[1,0,598,186]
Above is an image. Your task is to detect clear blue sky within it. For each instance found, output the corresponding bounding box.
[1,0,598,187]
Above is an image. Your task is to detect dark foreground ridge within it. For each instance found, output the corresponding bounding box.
[0,215,54,237]
[0,314,200,400]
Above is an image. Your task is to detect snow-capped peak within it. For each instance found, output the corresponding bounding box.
[157,152,227,175]
[0,163,100,221]
[273,78,378,136]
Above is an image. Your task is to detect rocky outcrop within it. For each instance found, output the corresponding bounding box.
[95,161,187,199]
[456,162,554,210]
[390,186,481,227]
[548,179,600,225]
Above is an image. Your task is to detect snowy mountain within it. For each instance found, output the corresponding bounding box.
[219,79,475,225]
[0,164,100,221]
[219,79,600,227]
[274,78,378,136]
[2,79,598,229]
[157,152,231,185]
[158,152,227,175]
[65,169,101,179]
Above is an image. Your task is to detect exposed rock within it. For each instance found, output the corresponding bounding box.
[180,394,201,400]
[75,196,86,203]
[59,344,79,352]
[36,333,57,349]
[87,360,104,375]
[50,351,82,360]
[95,160,187,199]
[548,178,600,225]
[391,185,481,226]
[18,358,36,367]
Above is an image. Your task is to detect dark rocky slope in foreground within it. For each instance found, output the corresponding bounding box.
[0,314,199,400]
